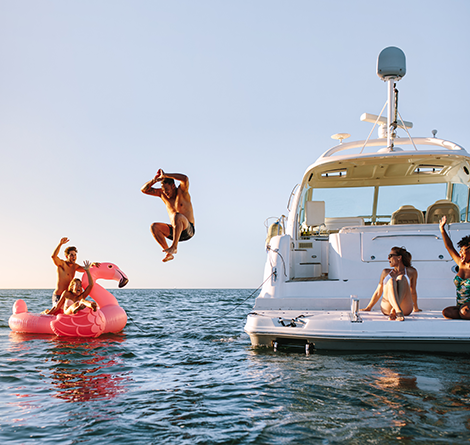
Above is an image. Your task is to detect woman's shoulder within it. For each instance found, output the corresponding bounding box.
[380,268,392,279]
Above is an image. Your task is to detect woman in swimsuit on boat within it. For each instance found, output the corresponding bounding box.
[361,246,420,321]
[42,261,97,316]
[439,215,470,319]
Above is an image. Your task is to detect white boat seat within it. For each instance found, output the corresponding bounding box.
[390,205,424,225]
[305,201,325,227]
[325,217,364,231]
[425,199,460,224]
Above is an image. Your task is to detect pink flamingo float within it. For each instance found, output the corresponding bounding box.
[9,263,129,337]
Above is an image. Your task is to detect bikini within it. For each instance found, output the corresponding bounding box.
[453,275,470,307]
[384,268,410,286]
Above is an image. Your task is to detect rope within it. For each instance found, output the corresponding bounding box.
[267,245,287,277]
[121,305,147,332]
[217,271,275,317]
[360,101,388,154]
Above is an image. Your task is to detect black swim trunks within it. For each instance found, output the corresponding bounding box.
[167,222,195,242]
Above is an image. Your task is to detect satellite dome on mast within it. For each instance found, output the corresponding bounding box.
[377,46,406,81]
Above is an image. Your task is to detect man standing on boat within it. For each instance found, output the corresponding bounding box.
[141,169,195,263]
[51,238,99,305]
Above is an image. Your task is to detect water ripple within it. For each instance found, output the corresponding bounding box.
[1,289,470,444]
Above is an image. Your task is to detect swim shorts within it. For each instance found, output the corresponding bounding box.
[52,293,62,305]
[167,222,195,242]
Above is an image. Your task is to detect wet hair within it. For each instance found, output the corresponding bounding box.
[162,178,175,186]
[391,246,412,267]
[64,246,77,256]
[68,278,81,292]
[457,236,470,250]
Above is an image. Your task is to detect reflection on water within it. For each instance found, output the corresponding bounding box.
[6,332,131,404]
[47,336,131,403]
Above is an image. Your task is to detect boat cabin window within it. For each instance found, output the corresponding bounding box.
[298,181,468,237]
[376,183,446,223]
[312,187,375,219]
[452,183,469,222]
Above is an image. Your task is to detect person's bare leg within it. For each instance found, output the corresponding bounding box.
[389,279,412,321]
[150,223,174,262]
[382,279,404,321]
[442,306,461,319]
[164,214,189,257]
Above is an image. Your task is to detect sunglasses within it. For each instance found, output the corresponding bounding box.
[388,254,400,259]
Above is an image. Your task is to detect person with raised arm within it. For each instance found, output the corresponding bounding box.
[43,260,97,316]
[141,169,195,262]
[439,216,470,319]
[51,238,99,305]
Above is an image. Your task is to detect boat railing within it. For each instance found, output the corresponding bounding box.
[318,137,466,160]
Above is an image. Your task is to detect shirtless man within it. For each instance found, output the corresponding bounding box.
[51,238,98,305]
[141,169,195,262]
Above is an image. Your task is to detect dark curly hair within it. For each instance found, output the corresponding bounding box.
[391,246,412,267]
[457,236,470,249]
[64,246,77,255]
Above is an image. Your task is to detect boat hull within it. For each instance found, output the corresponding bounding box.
[245,310,470,353]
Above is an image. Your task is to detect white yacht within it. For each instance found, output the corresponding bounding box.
[245,47,470,353]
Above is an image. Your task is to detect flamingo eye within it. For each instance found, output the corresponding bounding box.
[108,265,113,269]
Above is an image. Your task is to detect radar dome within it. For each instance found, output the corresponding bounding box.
[377,47,406,81]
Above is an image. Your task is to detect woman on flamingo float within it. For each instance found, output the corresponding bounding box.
[439,215,470,319]
[42,260,97,315]
[361,247,420,321]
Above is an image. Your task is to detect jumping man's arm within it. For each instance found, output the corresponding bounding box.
[141,176,162,196]
[160,172,189,190]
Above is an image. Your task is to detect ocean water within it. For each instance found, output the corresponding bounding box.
[1,289,470,444]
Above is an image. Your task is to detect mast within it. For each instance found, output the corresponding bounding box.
[377,47,406,150]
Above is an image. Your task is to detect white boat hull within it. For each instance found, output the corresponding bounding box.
[245,310,470,352]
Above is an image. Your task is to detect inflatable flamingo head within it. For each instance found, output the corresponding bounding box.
[87,263,129,288]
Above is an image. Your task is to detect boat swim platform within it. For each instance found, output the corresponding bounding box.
[245,310,470,353]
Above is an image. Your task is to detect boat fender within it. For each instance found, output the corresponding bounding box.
[266,221,284,246]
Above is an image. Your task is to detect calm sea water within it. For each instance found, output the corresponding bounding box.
[1,289,470,444]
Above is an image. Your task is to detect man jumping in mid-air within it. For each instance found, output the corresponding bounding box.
[141,169,195,262]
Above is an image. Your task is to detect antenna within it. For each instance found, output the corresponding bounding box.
[377,47,406,150]
[331,133,351,144]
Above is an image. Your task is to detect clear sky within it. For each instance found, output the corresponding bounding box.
[1,0,469,289]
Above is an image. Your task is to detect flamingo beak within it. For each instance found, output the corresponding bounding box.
[117,269,129,288]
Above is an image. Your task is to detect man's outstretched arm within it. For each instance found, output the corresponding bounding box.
[52,237,68,267]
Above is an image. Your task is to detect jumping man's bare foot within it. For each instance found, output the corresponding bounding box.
[162,253,174,262]
[164,246,178,255]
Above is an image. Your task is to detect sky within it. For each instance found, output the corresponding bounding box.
[1,0,469,289]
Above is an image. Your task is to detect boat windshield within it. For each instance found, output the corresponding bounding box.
[298,182,468,234]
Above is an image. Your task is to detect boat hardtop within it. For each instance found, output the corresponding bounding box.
[245,47,470,353]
